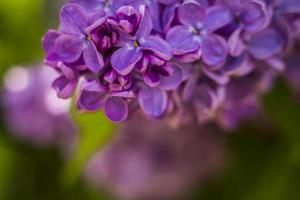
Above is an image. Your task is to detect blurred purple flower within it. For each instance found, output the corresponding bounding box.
[2,66,77,151]
[85,115,225,200]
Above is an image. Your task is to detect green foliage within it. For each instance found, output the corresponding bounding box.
[61,106,116,189]
[0,0,46,76]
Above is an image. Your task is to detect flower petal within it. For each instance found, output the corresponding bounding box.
[55,34,84,63]
[112,0,144,12]
[136,6,153,39]
[111,46,142,75]
[221,53,254,76]
[159,63,183,91]
[204,6,232,33]
[182,75,197,102]
[104,97,128,122]
[202,34,228,67]
[166,26,199,55]
[144,71,161,87]
[228,28,245,56]
[149,0,162,33]
[77,79,107,111]
[78,90,107,111]
[247,28,283,59]
[177,1,205,26]
[240,0,270,33]
[276,0,300,14]
[69,0,106,12]
[138,86,168,118]
[60,4,89,34]
[85,10,107,33]
[202,67,229,85]
[42,30,60,54]
[140,36,172,60]
[162,4,177,32]
[158,0,181,5]
[83,41,104,73]
[57,62,77,80]
[52,75,78,99]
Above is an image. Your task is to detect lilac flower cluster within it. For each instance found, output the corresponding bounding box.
[43,0,300,126]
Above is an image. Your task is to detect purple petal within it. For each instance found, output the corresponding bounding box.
[110,6,141,34]
[112,0,144,12]
[174,49,202,62]
[195,0,209,7]
[55,34,84,63]
[221,53,254,76]
[136,6,153,39]
[52,76,78,99]
[69,0,106,11]
[57,63,77,80]
[247,28,283,60]
[111,46,142,75]
[140,36,172,60]
[193,85,224,123]
[83,41,104,73]
[104,97,128,122]
[228,28,245,56]
[144,71,161,87]
[60,4,89,34]
[204,6,232,33]
[182,75,197,102]
[158,0,181,5]
[159,63,183,91]
[85,10,107,33]
[162,4,177,33]
[166,26,199,55]
[78,79,107,111]
[113,28,135,47]
[150,0,163,33]
[78,90,107,111]
[202,35,228,67]
[104,70,118,83]
[42,30,60,54]
[138,86,168,118]
[178,1,205,26]
[111,91,135,98]
[266,57,286,71]
[202,67,229,85]
[240,0,270,33]
[276,0,300,14]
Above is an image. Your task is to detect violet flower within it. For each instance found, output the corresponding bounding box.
[111,6,172,75]
[166,1,232,66]
[43,4,106,73]
[77,78,134,122]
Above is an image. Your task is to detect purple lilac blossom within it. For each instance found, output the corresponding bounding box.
[42,0,300,126]
[85,114,225,200]
[2,65,77,152]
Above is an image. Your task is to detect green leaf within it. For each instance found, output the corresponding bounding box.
[61,105,116,189]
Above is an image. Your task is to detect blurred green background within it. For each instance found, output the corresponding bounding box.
[0,1,300,200]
